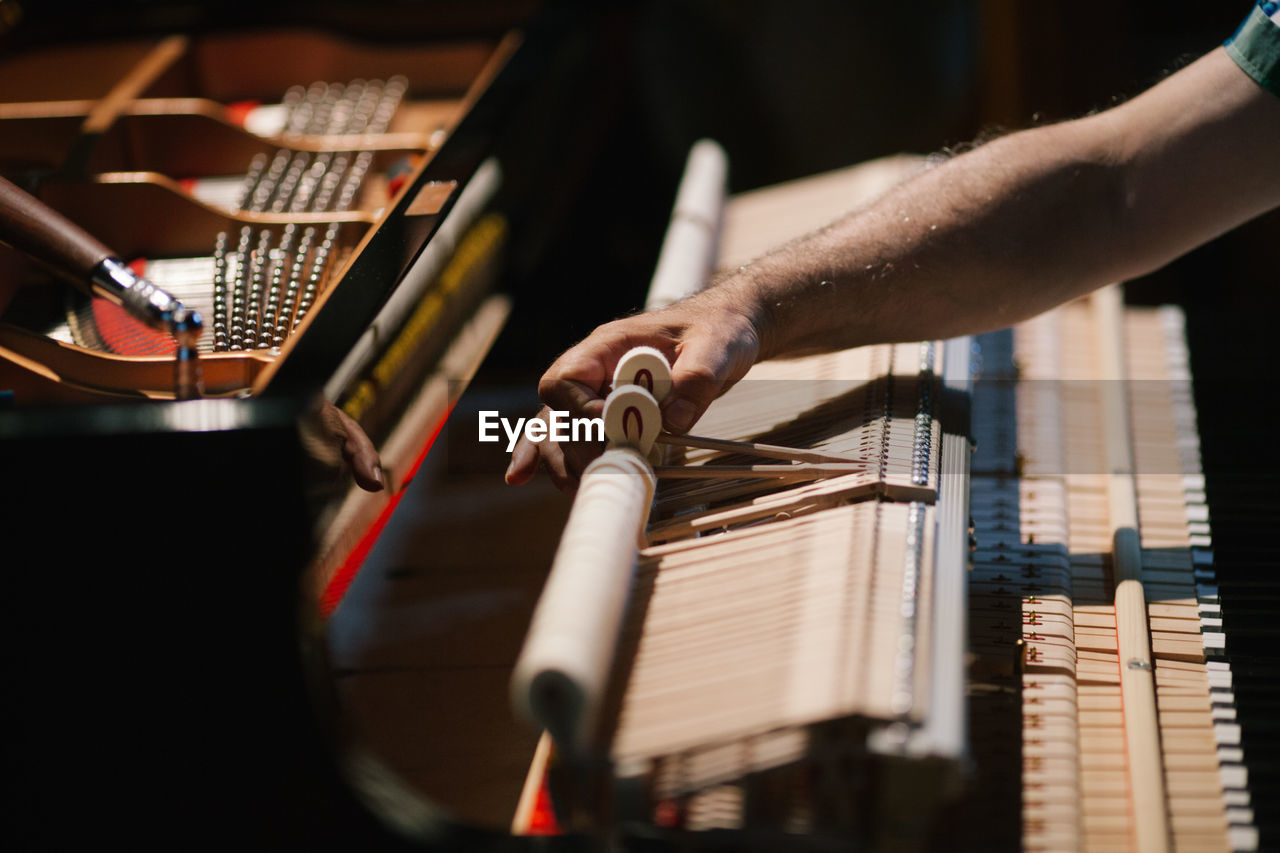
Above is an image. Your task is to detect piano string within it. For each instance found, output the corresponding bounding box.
[0,31,510,400]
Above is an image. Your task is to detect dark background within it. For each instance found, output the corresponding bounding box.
[9,1,1269,359]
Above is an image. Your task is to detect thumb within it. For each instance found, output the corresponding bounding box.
[332,406,385,492]
[661,333,739,434]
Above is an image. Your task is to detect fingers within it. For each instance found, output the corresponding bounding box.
[662,332,728,434]
[537,335,614,413]
[316,403,385,492]
[504,430,541,486]
[542,441,584,494]
[504,407,551,487]
[509,299,760,488]
[537,323,650,418]
[537,377,605,423]
[504,406,605,492]
[662,318,759,434]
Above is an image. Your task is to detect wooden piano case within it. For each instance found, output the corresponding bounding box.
[0,7,616,846]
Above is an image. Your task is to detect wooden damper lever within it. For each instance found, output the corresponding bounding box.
[0,175,204,398]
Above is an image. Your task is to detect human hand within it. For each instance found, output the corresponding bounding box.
[311,400,385,492]
[504,291,763,490]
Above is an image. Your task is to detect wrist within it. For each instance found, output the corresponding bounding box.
[700,266,776,361]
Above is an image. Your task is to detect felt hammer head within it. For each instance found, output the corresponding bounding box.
[603,383,662,455]
[612,346,672,403]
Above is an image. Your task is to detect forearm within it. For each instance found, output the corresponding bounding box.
[712,47,1280,359]
[511,47,1280,488]
[712,117,1126,357]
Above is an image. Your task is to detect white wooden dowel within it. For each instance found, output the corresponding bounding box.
[653,462,868,480]
[656,432,870,465]
[510,448,656,753]
[645,139,727,310]
[1094,283,1171,853]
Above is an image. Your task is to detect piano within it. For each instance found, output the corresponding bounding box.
[497,152,1277,850]
[3,3,1276,850]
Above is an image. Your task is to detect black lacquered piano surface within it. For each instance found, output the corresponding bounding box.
[1176,215,1280,847]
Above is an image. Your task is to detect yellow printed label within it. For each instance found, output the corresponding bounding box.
[343,212,507,422]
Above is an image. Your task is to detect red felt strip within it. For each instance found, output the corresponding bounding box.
[319,403,455,619]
